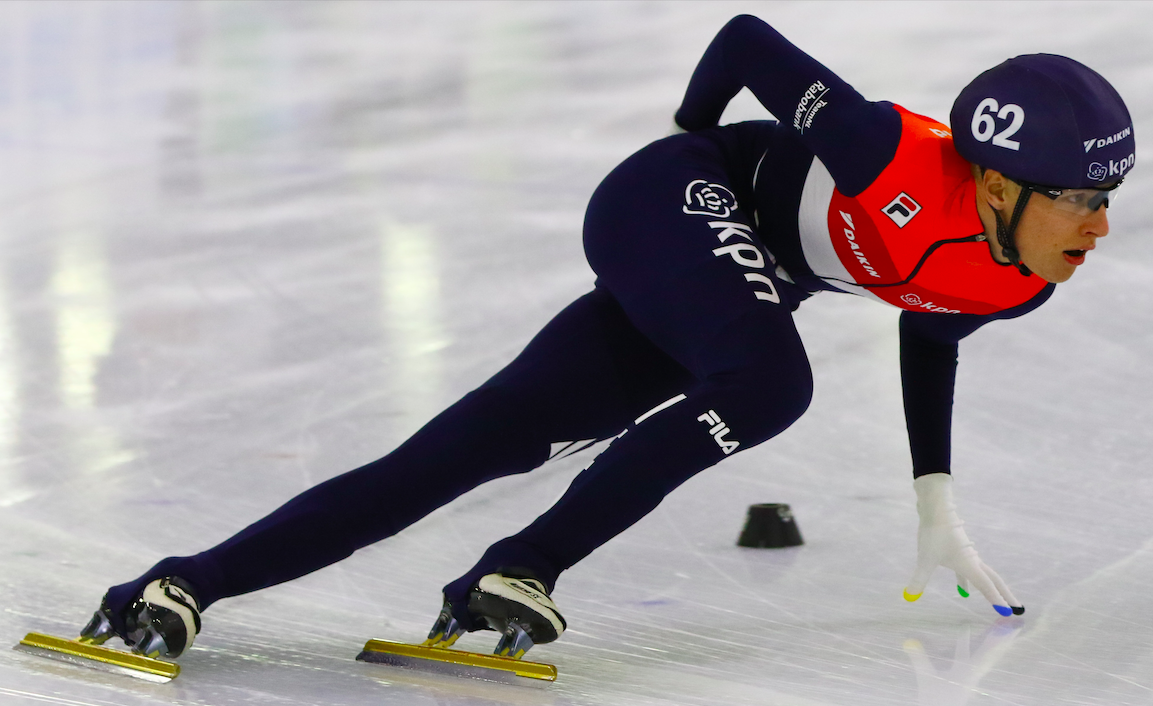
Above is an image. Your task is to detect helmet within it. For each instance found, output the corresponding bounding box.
[950,54,1134,275]
[951,54,1134,188]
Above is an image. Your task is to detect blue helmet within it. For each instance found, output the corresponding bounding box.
[951,54,1134,188]
[950,54,1133,276]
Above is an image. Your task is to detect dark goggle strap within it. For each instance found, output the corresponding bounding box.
[994,184,1035,277]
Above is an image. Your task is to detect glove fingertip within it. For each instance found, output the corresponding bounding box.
[956,585,970,598]
[903,589,923,603]
[1011,605,1025,616]
[993,605,1013,617]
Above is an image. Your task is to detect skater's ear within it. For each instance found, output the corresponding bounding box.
[971,164,1019,212]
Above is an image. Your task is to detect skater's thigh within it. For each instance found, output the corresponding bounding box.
[478,288,694,443]
[583,134,806,380]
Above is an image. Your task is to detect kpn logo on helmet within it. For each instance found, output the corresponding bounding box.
[1087,153,1135,182]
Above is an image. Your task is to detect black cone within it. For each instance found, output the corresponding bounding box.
[737,503,803,548]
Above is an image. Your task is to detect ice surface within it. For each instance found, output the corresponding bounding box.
[1,2,1152,704]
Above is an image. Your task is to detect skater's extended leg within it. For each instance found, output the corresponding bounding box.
[444,305,812,618]
[99,287,692,637]
[443,130,815,633]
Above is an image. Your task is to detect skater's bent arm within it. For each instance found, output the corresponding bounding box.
[674,14,901,195]
[900,284,1055,477]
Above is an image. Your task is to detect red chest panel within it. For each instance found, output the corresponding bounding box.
[799,106,1048,315]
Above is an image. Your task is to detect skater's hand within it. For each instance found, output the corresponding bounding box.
[903,473,1024,617]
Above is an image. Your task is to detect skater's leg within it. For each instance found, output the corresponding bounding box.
[445,306,811,611]
[444,131,814,619]
[101,287,692,633]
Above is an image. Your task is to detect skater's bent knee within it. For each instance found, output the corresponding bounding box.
[708,368,812,446]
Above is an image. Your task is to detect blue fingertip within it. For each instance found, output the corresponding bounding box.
[994,605,1013,617]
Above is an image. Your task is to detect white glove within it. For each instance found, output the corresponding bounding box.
[903,473,1023,616]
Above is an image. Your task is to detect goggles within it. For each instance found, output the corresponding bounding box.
[1012,178,1122,216]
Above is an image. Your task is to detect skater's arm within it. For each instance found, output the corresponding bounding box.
[674,14,901,196]
[900,287,1050,617]
[900,284,1055,477]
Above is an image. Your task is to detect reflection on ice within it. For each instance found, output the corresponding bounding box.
[904,619,1024,706]
[381,221,448,421]
[0,255,17,470]
[52,229,114,411]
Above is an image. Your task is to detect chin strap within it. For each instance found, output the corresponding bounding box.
[992,185,1034,277]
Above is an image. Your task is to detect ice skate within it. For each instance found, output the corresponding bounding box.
[467,573,567,659]
[356,573,564,682]
[115,577,203,659]
[78,576,203,658]
[15,578,199,682]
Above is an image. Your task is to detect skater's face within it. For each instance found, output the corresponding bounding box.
[975,167,1112,283]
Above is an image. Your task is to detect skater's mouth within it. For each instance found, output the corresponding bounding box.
[1063,248,1090,265]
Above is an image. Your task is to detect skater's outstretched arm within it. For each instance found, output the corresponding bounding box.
[674,14,901,196]
[898,284,1052,616]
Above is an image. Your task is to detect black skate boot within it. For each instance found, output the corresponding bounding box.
[466,572,566,659]
[81,577,202,659]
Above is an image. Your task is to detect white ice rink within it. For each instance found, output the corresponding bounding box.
[2,2,1152,704]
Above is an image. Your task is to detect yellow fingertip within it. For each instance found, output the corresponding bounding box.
[903,589,922,602]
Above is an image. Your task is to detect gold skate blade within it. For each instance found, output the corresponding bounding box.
[14,632,179,683]
[357,639,556,682]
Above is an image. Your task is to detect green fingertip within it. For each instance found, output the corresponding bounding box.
[957,585,970,598]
